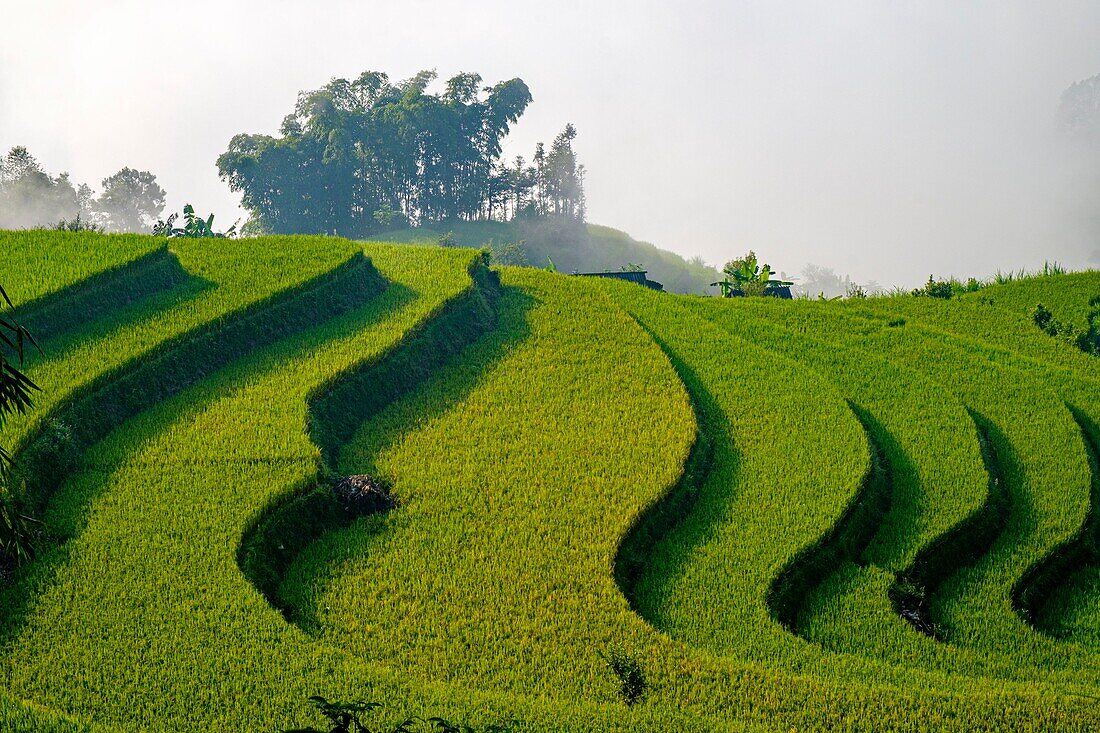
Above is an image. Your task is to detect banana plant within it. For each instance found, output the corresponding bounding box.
[153,204,238,239]
[712,250,793,297]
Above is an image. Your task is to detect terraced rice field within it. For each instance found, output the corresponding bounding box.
[1,231,1098,731]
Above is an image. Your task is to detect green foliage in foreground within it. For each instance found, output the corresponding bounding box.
[0,232,1099,732]
[0,281,40,566]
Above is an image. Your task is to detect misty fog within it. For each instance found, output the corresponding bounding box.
[2,1,1099,288]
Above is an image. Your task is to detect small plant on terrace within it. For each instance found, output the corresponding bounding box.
[0,485,41,568]
[600,643,648,706]
[483,239,527,266]
[54,213,103,233]
[1080,295,1100,356]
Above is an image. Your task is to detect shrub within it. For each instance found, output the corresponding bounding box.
[284,696,381,733]
[1034,300,1099,356]
[1079,295,1100,356]
[600,644,647,707]
[713,250,792,298]
[482,239,528,267]
[912,276,954,299]
[54,214,103,233]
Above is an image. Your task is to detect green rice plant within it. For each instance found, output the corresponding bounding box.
[8,246,190,347]
[804,286,1100,633]
[288,267,1095,726]
[994,262,1068,285]
[0,231,159,307]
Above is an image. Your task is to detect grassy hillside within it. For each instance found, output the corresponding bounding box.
[1,231,1099,732]
[368,219,720,295]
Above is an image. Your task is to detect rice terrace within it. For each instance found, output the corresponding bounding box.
[0,229,1096,732]
[4,5,1100,731]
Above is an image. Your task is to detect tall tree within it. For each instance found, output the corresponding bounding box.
[95,168,166,233]
[540,124,586,221]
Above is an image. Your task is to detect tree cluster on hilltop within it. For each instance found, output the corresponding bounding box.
[0,147,165,232]
[217,70,586,238]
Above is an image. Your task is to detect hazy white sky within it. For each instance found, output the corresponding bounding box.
[3,1,1100,286]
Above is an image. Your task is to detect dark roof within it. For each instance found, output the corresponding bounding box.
[575,270,664,291]
[765,285,793,299]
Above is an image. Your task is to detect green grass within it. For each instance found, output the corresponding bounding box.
[0,231,159,306]
[2,232,1100,731]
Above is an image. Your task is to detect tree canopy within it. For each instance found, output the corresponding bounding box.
[218,70,586,238]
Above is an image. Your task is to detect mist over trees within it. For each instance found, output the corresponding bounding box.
[0,147,165,232]
[0,147,91,230]
[217,70,586,238]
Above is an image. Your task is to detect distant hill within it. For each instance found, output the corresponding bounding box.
[367,219,719,294]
